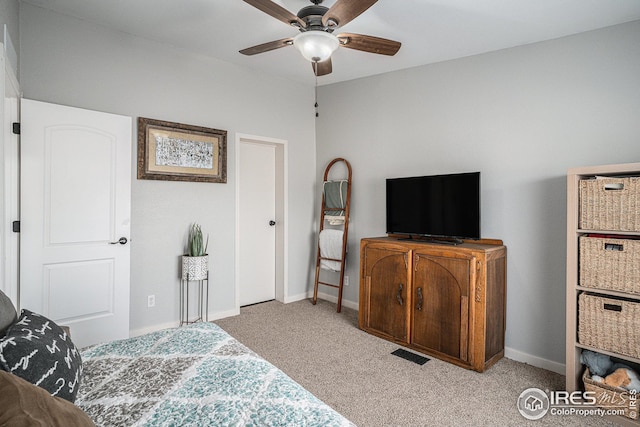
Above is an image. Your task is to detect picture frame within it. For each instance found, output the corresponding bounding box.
[137,117,227,183]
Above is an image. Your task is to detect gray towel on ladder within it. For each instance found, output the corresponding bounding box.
[323,180,348,216]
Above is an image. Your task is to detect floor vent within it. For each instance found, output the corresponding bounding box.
[391,348,430,365]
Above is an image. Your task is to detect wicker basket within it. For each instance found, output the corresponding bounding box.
[582,368,639,419]
[579,176,640,231]
[579,235,640,294]
[578,293,640,359]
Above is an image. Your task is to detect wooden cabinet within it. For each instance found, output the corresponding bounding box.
[566,163,640,426]
[359,237,507,372]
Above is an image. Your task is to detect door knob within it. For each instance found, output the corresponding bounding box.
[269,220,276,226]
[109,237,128,245]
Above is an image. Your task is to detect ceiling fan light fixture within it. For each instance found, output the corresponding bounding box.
[293,31,339,63]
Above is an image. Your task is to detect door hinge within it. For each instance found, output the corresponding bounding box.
[12,122,20,135]
[12,221,20,233]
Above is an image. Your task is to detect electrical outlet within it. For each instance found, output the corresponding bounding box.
[147,295,155,308]
[344,276,349,287]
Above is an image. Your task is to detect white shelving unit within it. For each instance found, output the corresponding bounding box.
[566,162,640,426]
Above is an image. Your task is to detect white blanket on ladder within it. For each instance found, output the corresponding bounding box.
[319,229,344,272]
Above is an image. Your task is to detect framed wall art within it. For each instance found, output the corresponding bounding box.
[137,117,227,183]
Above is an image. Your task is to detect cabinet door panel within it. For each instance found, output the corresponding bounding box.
[411,253,473,361]
[362,246,409,342]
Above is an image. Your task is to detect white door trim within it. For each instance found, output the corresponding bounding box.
[235,133,288,310]
[1,41,21,306]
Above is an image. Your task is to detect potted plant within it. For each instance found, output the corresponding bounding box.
[182,223,209,280]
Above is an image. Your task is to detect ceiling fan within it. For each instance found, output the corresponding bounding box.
[239,0,401,76]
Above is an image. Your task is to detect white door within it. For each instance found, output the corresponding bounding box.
[238,141,276,306]
[20,99,131,348]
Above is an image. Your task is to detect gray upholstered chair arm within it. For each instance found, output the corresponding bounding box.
[0,289,18,336]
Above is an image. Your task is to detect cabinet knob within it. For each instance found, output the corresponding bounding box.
[396,284,404,306]
[416,287,423,311]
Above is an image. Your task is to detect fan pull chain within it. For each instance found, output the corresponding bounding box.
[314,61,319,117]
[315,84,319,118]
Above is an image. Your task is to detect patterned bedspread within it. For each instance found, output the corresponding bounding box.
[76,322,355,427]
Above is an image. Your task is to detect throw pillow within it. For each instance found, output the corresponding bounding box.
[0,370,95,426]
[0,309,82,402]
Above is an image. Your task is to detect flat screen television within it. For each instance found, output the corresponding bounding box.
[386,172,481,241]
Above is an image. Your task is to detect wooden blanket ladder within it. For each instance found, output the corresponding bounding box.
[313,158,352,312]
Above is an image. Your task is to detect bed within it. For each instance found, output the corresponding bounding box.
[0,290,355,427]
[76,322,355,426]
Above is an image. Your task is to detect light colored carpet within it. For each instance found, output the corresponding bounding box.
[215,299,617,427]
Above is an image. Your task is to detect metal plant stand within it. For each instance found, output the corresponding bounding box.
[180,271,209,326]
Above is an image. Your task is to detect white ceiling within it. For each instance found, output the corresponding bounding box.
[20,0,640,86]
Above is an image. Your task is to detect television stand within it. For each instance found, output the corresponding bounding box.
[359,236,506,372]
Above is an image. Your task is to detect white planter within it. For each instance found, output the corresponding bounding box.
[182,255,208,280]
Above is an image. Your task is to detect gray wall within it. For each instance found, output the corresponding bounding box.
[19,3,317,333]
[316,21,640,367]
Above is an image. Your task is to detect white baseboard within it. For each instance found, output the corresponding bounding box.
[282,292,312,304]
[295,293,565,375]
[129,301,564,376]
[129,308,240,338]
[312,291,359,311]
[505,346,565,375]
[308,298,564,374]
[282,290,358,311]
[208,308,241,321]
[129,321,177,338]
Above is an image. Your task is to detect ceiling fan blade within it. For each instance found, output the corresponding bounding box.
[239,37,294,56]
[313,59,332,76]
[242,0,306,28]
[337,33,401,56]
[322,0,378,28]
